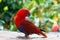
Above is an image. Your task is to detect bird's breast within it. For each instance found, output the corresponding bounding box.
[18,25,26,33]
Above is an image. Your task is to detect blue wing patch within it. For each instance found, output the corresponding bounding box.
[18,25,26,33]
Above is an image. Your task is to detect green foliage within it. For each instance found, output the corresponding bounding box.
[0,0,60,32]
[36,0,45,5]
[0,0,23,30]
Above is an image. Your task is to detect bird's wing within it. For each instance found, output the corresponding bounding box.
[22,19,41,34]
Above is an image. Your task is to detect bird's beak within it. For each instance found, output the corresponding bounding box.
[27,12,30,17]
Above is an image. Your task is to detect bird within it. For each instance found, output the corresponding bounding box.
[14,8,47,38]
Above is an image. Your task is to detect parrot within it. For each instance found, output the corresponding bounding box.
[14,8,47,38]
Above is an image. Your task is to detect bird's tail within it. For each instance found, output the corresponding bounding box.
[40,29,45,32]
[38,29,47,38]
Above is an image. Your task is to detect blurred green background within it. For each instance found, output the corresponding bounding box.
[0,0,60,32]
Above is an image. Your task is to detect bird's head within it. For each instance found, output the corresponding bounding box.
[16,8,30,18]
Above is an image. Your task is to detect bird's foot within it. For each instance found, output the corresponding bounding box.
[25,35,29,38]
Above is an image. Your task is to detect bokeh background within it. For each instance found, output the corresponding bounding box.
[0,0,60,33]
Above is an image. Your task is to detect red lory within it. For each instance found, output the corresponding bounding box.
[14,8,47,38]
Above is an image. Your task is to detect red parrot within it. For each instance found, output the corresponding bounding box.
[14,8,47,38]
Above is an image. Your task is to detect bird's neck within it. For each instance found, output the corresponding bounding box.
[14,16,25,27]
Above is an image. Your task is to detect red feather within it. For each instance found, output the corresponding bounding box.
[14,8,47,38]
[21,19,47,38]
[14,8,29,27]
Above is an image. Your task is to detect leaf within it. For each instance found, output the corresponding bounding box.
[0,0,2,3]
[58,14,60,19]
[3,6,8,12]
[53,16,58,21]
[35,0,44,4]
[0,20,5,25]
[53,0,58,4]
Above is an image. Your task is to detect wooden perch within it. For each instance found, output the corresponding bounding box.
[0,31,60,40]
